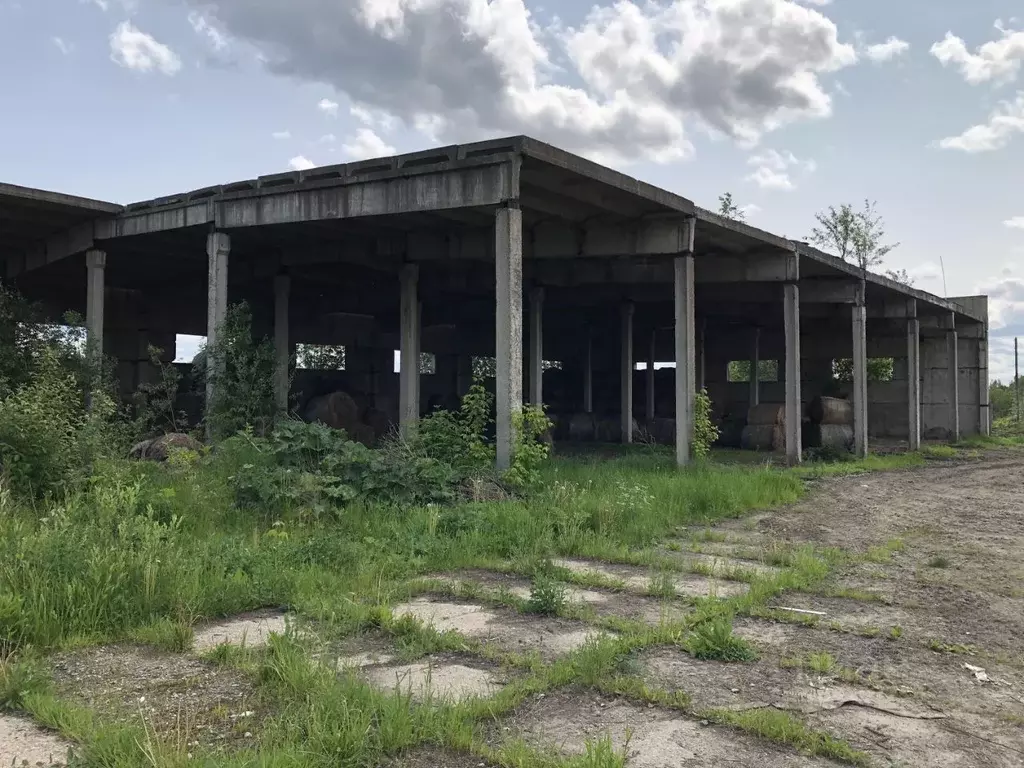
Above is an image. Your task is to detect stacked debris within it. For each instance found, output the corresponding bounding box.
[806,396,854,452]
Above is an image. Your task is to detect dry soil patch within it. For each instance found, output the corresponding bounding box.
[501,688,835,767]
[381,746,496,767]
[0,715,72,767]
[51,646,266,751]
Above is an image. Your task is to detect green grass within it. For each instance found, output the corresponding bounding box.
[706,708,870,765]
[0,444,895,767]
[921,444,958,459]
[926,554,951,568]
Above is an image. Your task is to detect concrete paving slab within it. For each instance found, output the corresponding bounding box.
[554,558,748,599]
[365,661,503,701]
[0,715,72,767]
[192,610,289,651]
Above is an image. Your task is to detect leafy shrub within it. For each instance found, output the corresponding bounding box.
[0,351,81,498]
[202,302,278,439]
[692,389,719,458]
[133,344,187,436]
[506,405,553,489]
[228,420,455,518]
[687,617,757,662]
[416,382,494,474]
[525,573,567,615]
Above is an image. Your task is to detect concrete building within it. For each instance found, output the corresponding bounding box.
[0,137,989,467]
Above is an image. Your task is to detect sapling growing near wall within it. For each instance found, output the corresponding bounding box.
[692,389,719,459]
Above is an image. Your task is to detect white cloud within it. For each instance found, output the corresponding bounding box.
[52,36,73,55]
[179,0,858,164]
[341,128,396,160]
[1005,216,1024,229]
[317,98,339,117]
[935,92,1024,152]
[865,37,910,63]
[350,103,398,133]
[930,22,1024,85]
[907,262,943,284]
[738,203,761,218]
[318,133,337,144]
[272,130,291,140]
[109,21,181,75]
[745,149,814,190]
[82,0,109,10]
[288,155,316,171]
[188,12,230,51]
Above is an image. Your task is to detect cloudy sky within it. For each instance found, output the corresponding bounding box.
[2,0,1023,379]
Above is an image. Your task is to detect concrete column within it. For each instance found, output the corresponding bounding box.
[783,283,802,465]
[620,302,634,444]
[646,330,656,423]
[947,328,960,442]
[978,331,990,436]
[399,264,419,438]
[583,334,593,413]
[749,327,761,407]
[495,206,523,471]
[528,286,544,406]
[674,252,696,466]
[852,284,869,458]
[85,249,106,365]
[907,317,921,450]
[206,232,230,424]
[273,273,290,414]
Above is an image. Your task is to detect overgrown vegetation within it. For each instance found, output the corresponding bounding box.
[692,389,719,459]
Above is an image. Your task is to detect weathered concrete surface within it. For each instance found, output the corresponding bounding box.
[495,205,523,471]
[783,281,802,464]
[193,611,289,651]
[554,558,747,598]
[0,715,71,767]
[365,659,503,701]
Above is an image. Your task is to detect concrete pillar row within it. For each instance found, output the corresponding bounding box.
[646,330,656,423]
[620,302,635,444]
[273,273,290,414]
[749,327,761,407]
[205,231,230,429]
[907,316,921,450]
[947,327,960,442]
[674,242,696,466]
[852,281,869,458]
[399,263,420,438]
[783,282,802,465]
[495,206,523,471]
[528,286,544,407]
[85,249,106,363]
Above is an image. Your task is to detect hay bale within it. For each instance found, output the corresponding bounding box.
[304,391,361,434]
[568,413,597,441]
[747,403,785,426]
[817,424,854,452]
[810,396,853,426]
[650,417,676,444]
[741,423,784,452]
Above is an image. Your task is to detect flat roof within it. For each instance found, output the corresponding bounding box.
[0,137,984,324]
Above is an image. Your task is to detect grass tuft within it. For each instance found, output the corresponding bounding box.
[687,618,757,662]
[708,707,870,765]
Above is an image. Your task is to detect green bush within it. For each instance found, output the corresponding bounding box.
[228,420,455,519]
[692,389,719,459]
[0,351,81,498]
[687,616,757,662]
[202,302,278,439]
[415,382,494,474]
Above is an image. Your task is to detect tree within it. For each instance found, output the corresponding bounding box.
[717,192,745,221]
[297,344,345,370]
[885,268,915,287]
[810,200,899,271]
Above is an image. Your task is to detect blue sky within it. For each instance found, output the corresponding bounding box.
[2,0,1023,379]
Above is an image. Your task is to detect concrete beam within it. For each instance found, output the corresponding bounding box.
[495,206,523,472]
[274,273,290,414]
[530,217,692,259]
[399,264,420,438]
[621,302,634,444]
[700,250,798,283]
[217,162,517,229]
[784,283,802,465]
